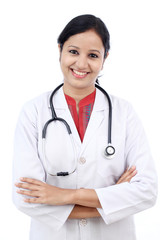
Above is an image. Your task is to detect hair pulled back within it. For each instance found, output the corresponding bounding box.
[57,14,110,58]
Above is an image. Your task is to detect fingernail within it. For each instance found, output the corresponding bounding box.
[131,166,136,170]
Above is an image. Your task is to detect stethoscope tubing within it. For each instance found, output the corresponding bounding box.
[42,83,115,177]
[46,83,112,143]
[95,84,112,145]
[50,83,64,119]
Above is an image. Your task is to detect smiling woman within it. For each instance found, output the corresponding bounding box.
[59,29,106,97]
[12,14,157,240]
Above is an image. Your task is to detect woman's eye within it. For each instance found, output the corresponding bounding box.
[89,53,98,58]
[69,50,79,55]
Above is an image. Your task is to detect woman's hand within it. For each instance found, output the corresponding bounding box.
[116,166,137,184]
[15,178,101,208]
[15,177,73,205]
[15,166,137,206]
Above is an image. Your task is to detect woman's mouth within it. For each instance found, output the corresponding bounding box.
[71,69,89,78]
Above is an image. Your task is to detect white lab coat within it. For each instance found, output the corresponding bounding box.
[12,87,157,240]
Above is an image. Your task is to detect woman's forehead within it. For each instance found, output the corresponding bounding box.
[63,30,104,50]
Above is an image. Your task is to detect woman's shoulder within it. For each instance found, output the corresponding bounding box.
[110,94,133,111]
[110,94,141,124]
[22,91,51,110]
[19,91,52,120]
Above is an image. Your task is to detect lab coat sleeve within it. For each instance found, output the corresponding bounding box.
[95,103,158,225]
[12,101,74,231]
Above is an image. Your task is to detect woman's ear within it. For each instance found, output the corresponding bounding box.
[104,52,109,62]
[58,44,61,52]
[106,51,109,59]
[58,44,62,61]
[102,52,109,70]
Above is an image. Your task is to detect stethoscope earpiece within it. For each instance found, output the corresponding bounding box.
[104,144,115,159]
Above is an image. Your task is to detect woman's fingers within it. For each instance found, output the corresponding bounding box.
[123,166,136,179]
[15,182,38,191]
[23,197,41,203]
[15,178,46,199]
[15,177,62,205]
[16,188,39,197]
[15,178,45,190]
[116,166,137,184]
[15,178,47,203]
[20,177,45,185]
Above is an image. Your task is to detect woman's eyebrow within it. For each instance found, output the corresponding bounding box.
[89,49,101,54]
[68,45,80,49]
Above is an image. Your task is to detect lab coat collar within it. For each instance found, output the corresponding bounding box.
[47,87,67,109]
[48,87,110,111]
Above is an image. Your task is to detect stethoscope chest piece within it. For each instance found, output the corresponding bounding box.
[104,144,115,159]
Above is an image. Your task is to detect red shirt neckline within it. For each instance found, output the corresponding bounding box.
[65,89,96,107]
[65,90,96,141]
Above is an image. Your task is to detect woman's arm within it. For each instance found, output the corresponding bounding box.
[15,166,137,219]
[15,178,100,207]
[13,100,75,231]
[68,166,137,219]
[68,205,100,219]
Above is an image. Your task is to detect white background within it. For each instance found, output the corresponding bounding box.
[0,0,159,239]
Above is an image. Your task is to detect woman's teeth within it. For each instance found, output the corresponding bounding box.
[73,69,87,76]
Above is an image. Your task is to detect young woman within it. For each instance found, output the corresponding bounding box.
[13,14,157,240]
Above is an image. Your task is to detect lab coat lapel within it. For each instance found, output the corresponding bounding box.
[80,89,108,155]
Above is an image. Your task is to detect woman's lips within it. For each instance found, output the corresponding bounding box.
[71,69,89,78]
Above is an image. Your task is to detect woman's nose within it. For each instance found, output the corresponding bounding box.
[75,55,88,70]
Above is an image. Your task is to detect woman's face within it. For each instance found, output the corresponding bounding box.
[59,29,106,92]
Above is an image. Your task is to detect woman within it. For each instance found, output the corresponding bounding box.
[13,14,157,240]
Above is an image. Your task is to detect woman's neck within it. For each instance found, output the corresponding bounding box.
[63,84,95,105]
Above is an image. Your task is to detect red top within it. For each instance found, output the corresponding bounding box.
[65,90,96,142]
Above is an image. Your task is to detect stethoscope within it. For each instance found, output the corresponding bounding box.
[42,83,115,176]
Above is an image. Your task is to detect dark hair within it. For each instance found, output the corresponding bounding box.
[57,14,110,58]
